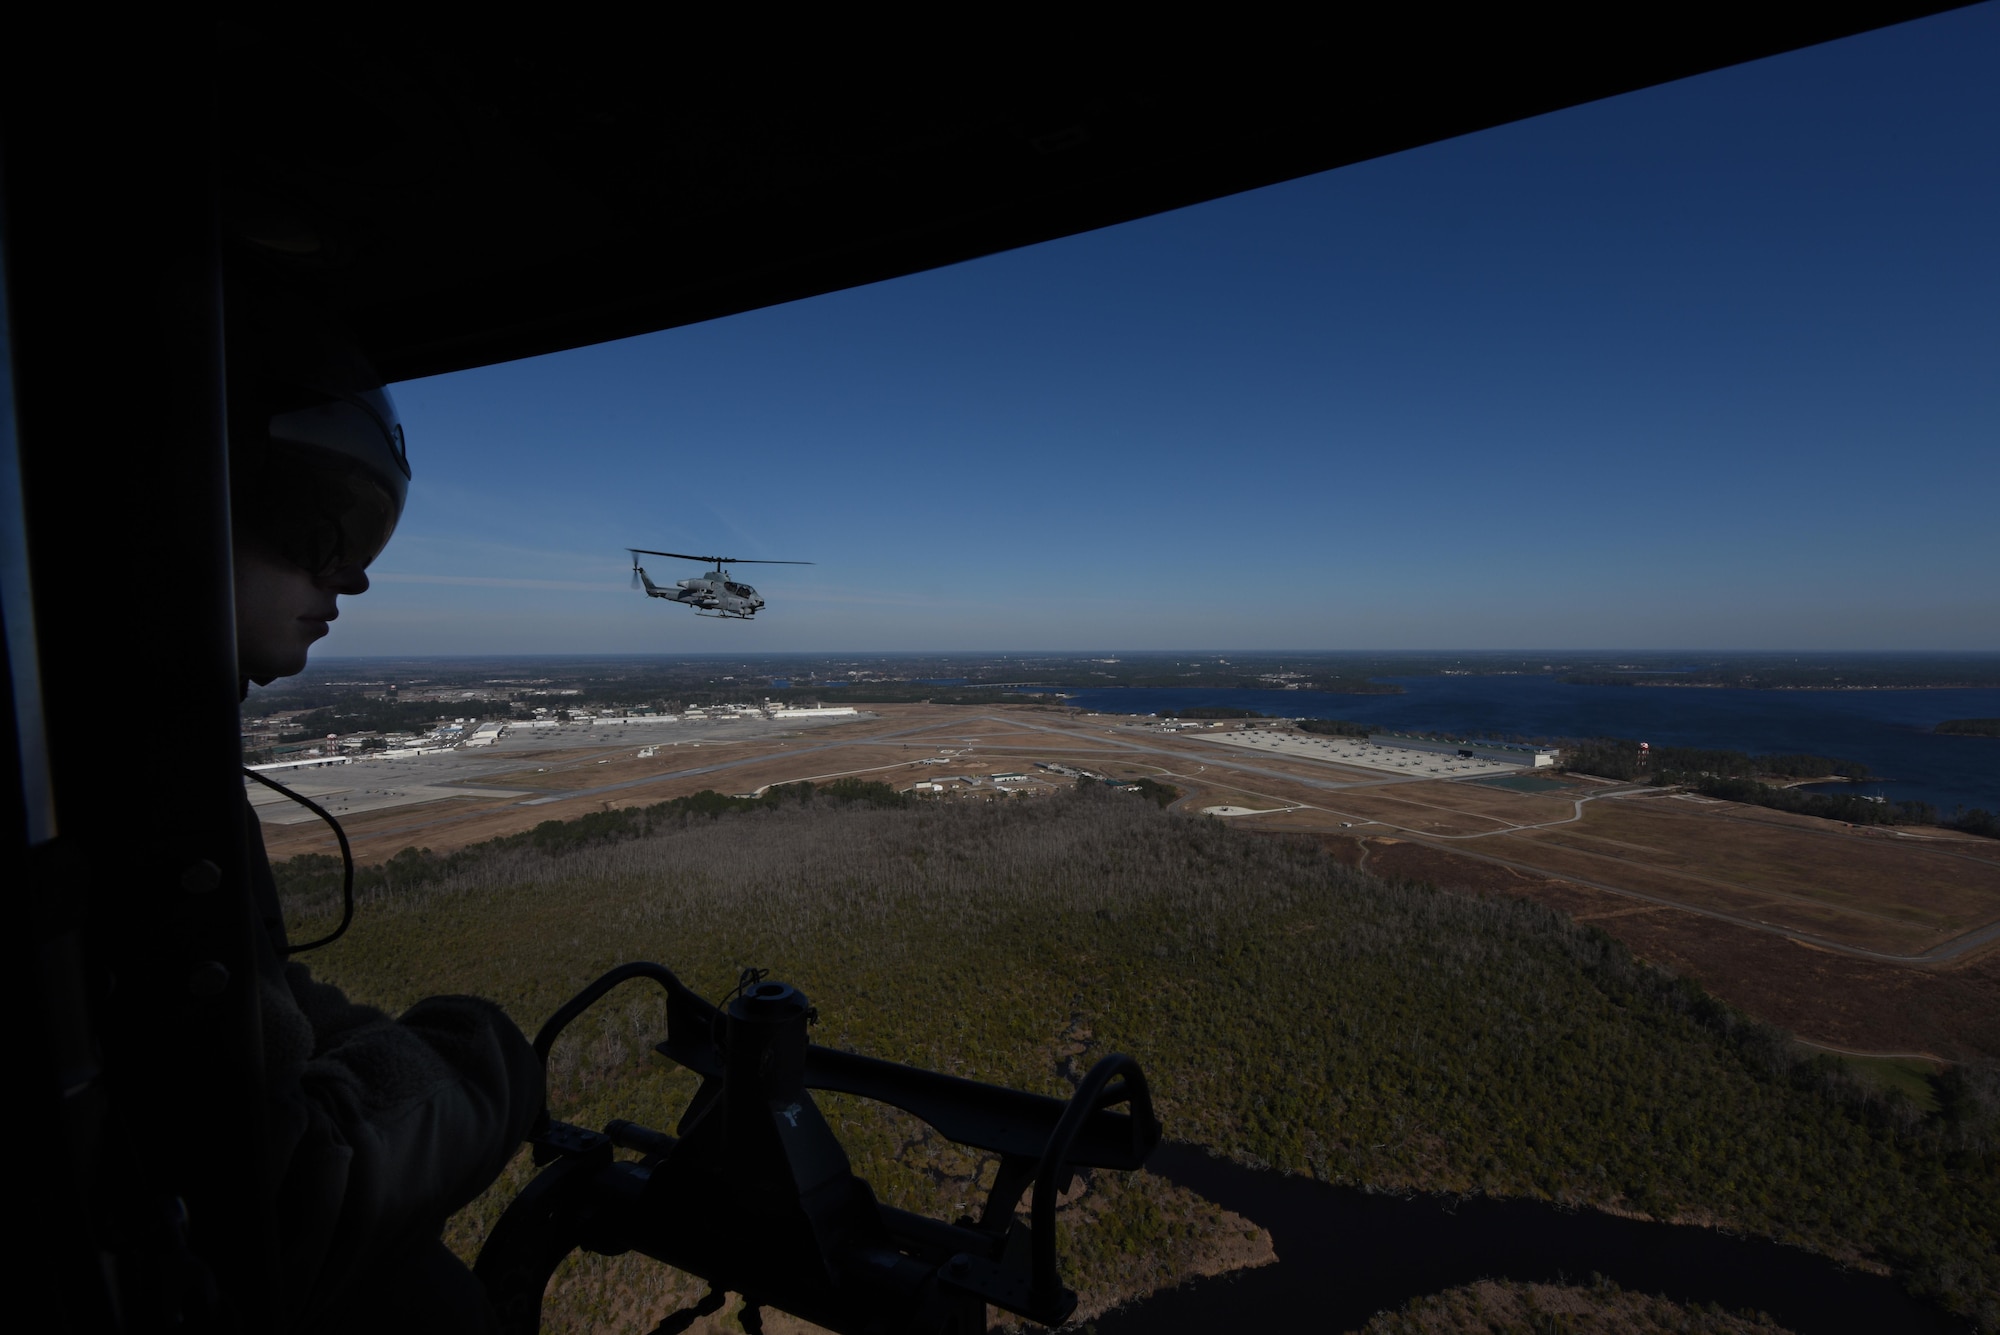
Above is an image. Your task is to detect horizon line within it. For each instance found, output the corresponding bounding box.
[299,648,2000,660]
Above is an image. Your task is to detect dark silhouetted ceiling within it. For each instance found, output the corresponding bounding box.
[215,9,1967,381]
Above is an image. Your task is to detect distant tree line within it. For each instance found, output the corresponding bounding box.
[1937,718,2000,738]
[1155,710,1376,735]
[1296,717,1372,738]
[273,697,514,741]
[1563,738,1868,784]
[1634,774,1995,841]
[1665,774,1933,827]
[493,777,911,855]
[1092,672,1401,694]
[269,777,913,906]
[268,682,1083,737]
[1941,808,2000,839]
[1072,776,1180,807]
[1556,738,2000,839]
[1561,660,2000,689]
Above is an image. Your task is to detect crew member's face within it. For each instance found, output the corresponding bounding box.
[234,531,369,684]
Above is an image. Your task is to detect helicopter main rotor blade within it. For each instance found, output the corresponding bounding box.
[626,548,814,565]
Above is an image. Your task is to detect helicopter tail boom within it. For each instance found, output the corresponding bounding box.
[632,562,675,598]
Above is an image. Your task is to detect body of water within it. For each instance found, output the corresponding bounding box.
[1056,677,2000,813]
[1097,1143,1967,1333]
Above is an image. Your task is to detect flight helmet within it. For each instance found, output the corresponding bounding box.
[228,281,411,576]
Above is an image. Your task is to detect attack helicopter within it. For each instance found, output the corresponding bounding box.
[629,548,813,619]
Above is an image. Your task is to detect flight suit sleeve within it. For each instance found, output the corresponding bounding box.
[260,951,544,1313]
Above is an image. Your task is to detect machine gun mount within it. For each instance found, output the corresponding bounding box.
[476,963,1163,1334]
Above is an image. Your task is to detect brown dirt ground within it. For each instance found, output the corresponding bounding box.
[1314,834,2000,1062]
[1228,780,2000,959]
[1356,780,1583,825]
[1480,836,1942,954]
[1288,788,1521,836]
[1512,798,2000,949]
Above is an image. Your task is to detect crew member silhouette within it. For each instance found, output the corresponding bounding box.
[231,283,542,1333]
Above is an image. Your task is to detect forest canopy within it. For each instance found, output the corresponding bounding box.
[282,791,1998,1330]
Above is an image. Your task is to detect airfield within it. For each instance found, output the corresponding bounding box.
[246,711,850,826]
[254,703,2000,1063]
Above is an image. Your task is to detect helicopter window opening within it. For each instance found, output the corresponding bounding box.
[162,27,1996,1331]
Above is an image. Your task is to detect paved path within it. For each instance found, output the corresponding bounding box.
[1792,1038,1946,1064]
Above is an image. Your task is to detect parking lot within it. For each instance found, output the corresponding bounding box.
[1194,727,1527,779]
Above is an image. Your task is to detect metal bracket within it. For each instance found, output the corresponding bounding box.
[531,1119,612,1168]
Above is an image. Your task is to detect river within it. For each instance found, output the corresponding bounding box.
[1095,1143,1968,1333]
[1053,676,2000,813]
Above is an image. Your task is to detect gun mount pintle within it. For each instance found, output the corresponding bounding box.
[475,962,1162,1335]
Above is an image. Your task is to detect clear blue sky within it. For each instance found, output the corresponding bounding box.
[345,6,1999,656]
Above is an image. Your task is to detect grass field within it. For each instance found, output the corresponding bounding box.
[283,790,1999,1333]
[1821,1054,1945,1115]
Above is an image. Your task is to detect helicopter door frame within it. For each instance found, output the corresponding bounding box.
[4,23,282,1329]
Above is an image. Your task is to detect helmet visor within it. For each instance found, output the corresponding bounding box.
[245,447,399,576]
[250,386,410,575]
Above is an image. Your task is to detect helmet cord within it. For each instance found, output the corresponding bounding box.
[243,766,355,953]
